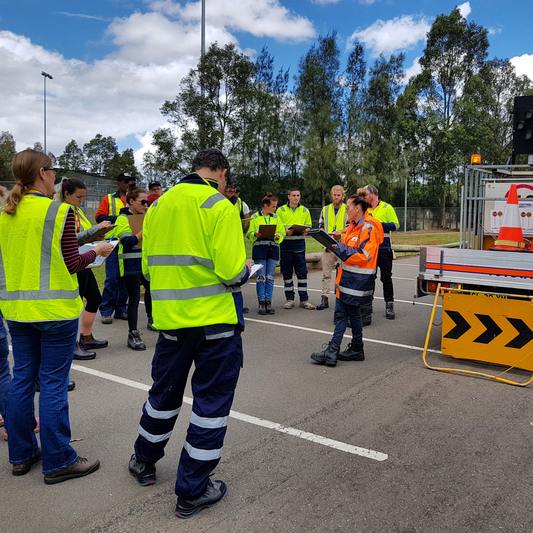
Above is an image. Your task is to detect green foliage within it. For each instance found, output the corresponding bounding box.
[0,131,16,181]
[58,140,85,172]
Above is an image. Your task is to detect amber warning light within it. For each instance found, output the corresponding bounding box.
[471,154,482,165]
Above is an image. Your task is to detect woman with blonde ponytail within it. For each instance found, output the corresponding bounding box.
[0,149,114,483]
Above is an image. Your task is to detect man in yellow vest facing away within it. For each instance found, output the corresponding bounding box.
[128,149,252,519]
[317,185,349,310]
[95,172,135,323]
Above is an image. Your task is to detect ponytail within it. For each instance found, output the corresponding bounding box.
[4,149,51,215]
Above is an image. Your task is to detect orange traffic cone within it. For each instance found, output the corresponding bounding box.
[491,184,526,250]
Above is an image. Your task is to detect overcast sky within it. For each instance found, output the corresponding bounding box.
[0,0,531,171]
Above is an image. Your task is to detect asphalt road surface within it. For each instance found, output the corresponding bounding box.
[2,256,533,533]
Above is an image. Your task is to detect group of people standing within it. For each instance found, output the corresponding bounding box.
[0,146,400,520]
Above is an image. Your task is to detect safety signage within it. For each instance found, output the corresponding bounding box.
[441,292,533,371]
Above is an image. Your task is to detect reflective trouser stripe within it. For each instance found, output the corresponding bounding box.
[144,399,181,419]
[284,279,294,288]
[138,425,173,443]
[190,412,228,429]
[184,441,222,461]
[336,284,373,297]
[205,330,234,341]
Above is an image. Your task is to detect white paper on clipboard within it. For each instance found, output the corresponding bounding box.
[250,264,264,276]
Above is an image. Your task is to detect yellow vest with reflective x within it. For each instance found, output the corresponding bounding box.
[143,182,247,331]
[115,213,142,276]
[0,195,82,322]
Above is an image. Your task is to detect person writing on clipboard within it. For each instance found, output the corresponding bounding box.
[311,189,383,367]
[247,193,286,315]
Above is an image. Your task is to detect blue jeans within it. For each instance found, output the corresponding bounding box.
[99,246,128,317]
[332,298,363,347]
[0,311,10,419]
[6,319,79,474]
[255,258,277,301]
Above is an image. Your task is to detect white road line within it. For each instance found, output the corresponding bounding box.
[70,364,388,462]
[244,318,442,354]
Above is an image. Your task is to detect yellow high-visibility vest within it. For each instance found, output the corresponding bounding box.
[143,181,247,330]
[0,195,82,321]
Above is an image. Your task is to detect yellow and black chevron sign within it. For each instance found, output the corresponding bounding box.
[441,293,533,371]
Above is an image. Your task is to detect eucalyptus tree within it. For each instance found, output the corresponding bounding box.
[295,33,343,206]
[407,7,489,225]
[58,140,86,171]
[83,134,119,175]
[0,131,16,181]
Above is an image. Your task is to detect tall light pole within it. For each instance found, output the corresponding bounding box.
[41,71,53,154]
[200,0,205,98]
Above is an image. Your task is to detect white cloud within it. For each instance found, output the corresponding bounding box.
[149,0,316,42]
[0,0,317,168]
[457,2,472,18]
[348,15,430,58]
[511,54,533,80]
[404,56,422,83]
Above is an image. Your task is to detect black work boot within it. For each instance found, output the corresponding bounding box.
[265,299,275,315]
[258,300,266,315]
[386,301,395,320]
[311,341,340,367]
[338,342,365,361]
[73,341,96,361]
[361,301,373,326]
[316,296,329,310]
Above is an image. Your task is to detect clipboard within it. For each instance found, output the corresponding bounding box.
[307,229,339,252]
[289,224,311,235]
[128,214,145,234]
[84,224,117,243]
[79,241,119,269]
[258,224,276,239]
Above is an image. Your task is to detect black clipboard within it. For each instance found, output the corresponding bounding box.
[258,224,276,239]
[307,229,339,252]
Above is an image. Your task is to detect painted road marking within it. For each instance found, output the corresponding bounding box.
[71,364,388,462]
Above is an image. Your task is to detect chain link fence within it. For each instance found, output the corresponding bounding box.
[0,180,460,230]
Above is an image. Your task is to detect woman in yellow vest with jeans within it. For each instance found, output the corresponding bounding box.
[0,150,112,483]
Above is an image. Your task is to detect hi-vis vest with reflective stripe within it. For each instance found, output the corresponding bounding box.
[76,207,93,232]
[321,203,347,233]
[277,204,312,240]
[115,213,142,276]
[105,194,125,238]
[142,180,247,331]
[0,195,82,322]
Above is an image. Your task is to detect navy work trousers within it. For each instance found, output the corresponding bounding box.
[99,246,128,317]
[376,248,394,303]
[134,325,243,500]
[280,250,309,302]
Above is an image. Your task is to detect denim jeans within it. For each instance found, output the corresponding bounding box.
[6,319,79,474]
[0,311,10,419]
[255,258,277,301]
[99,246,128,317]
[331,298,363,347]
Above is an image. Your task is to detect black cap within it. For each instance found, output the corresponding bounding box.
[116,172,135,182]
[148,181,161,189]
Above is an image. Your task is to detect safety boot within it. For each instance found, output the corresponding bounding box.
[386,301,395,320]
[316,296,329,310]
[258,300,266,315]
[311,341,340,367]
[338,342,365,361]
[265,300,275,315]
